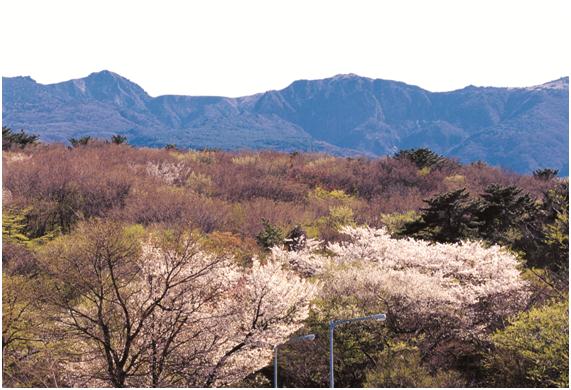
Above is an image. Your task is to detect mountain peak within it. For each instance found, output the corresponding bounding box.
[540,77,568,90]
[92,69,117,75]
[65,70,151,106]
[331,73,365,80]
[518,77,569,91]
[84,70,137,87]
[2,75,37,84]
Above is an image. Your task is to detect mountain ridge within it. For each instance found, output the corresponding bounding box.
[2,71,569,174]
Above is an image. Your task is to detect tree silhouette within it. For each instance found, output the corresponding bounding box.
[2,126,39,150]
[68,136,92,147]
[111,134,128,144]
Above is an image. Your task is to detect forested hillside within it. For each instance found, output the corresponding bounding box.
[2,134,568,387]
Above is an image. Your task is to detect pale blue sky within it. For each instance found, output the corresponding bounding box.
[1,0,570,97]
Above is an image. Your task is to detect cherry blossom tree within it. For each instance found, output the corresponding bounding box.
[272,226,530,353]
[39,221,317,387]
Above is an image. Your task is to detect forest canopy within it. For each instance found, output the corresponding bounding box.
[2,138,568,387]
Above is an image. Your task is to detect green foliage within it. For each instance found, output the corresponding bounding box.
[312,186,353,201]
[3,209,31,245]
[2,126,39,150]
[2,208,59,249]
[417,166,431,176]
[485,299,569,387]
[307,188,356,239]
[203,231,258,268]
[394,147,446,169]
[476,184,540,246]
[185,171,214,195]
[68,135,91,147]
[380,210,419,235]
[111,134,128,144]
[399,188,481,243]
[539,181,569,282]
[327,206,355,230]
[122,223,146,242]
[303,205,357,241]
[364,340,465,388]
[277,283,467,388]
[278,295,390,388]
[2,273,66,387]
[398,183,569,287]
[255,219,284,250]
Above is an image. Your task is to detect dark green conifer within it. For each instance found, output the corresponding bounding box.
[400,188,481,242]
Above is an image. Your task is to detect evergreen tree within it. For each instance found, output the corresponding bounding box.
[399,188,481,243]
[68,136,92,147]
[537,181,569,283]
[533,168,559,181]
[2,126,39,150]
[111,134,128,144]
[256,219,284,250]
[394,148,446,169]
[475,185,540,246]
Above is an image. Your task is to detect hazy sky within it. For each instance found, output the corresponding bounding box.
[1,0,570,97]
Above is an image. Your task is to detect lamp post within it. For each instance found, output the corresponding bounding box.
[274,333,316,388]
[328,313,386,388]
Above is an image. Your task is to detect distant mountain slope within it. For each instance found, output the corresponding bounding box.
[2,71,568,174]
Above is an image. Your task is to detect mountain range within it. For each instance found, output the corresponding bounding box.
[2,71,569,175]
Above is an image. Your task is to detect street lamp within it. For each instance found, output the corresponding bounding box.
[328,313,386,388]
[274,333,316,388]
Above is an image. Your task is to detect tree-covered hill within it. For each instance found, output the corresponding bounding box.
[2,141,568,387]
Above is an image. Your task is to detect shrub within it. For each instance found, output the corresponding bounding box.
[311,186,352,201]
[185,171,214,195]
[485,299,569,387]
[380,210,419,235]
[327,206,355,230]
[3,146,132,233]
[364,341,465,387]
[256,219,284,250]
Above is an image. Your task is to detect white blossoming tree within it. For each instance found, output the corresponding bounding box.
[39,221,317,387]
[271,225,530,378]
[327,226,529,336]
